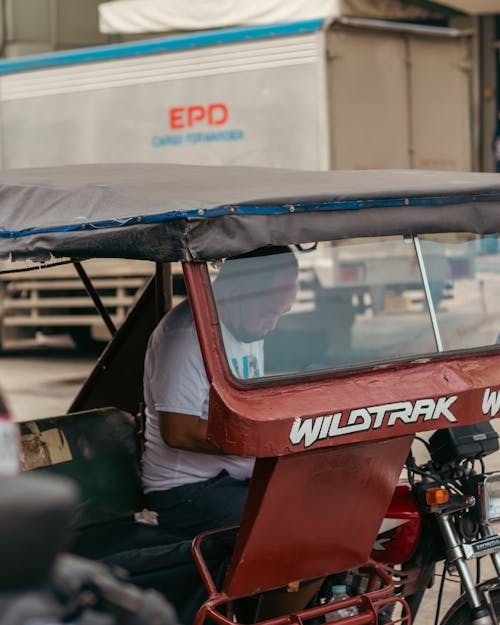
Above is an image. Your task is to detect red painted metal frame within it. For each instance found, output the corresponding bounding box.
[192,528,411,625]
[223,437,413,596]
[183,262,500,458]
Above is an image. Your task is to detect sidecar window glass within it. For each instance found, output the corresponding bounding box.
[208,237,437,380]
[418,234,500,351]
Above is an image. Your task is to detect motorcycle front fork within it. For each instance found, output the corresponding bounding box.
[437,514,499,625]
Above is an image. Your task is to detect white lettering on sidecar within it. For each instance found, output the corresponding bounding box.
[482,388,500,418]
[289,396,458,448]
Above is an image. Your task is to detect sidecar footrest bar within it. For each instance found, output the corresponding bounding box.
[192,528,412,625]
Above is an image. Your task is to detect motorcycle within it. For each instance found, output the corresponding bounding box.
[365,421,500,625]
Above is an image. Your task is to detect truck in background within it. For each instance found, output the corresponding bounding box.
[0,15,473,348]
[0,259,153,349]
[0,18,472,171]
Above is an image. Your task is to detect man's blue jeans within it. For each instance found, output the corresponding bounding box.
[145,469,248,539]
[145,470,249,623]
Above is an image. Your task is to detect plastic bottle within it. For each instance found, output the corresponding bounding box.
[325,584,359,622]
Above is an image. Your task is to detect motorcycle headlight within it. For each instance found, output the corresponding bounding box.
[482,473,500,525]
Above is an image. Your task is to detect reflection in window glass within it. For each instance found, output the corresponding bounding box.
[419,235,500,351]
[209,238,437,380]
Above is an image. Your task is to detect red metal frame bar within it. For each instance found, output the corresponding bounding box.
[191,527,412,625]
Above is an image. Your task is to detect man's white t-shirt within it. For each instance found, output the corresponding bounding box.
[141,299,262,493]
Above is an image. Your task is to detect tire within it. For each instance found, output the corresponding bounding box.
[69,327,104,352]
[440,579,500,625]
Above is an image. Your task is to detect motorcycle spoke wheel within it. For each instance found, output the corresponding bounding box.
[439,580,500,625]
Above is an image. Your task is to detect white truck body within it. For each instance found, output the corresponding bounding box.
[0,17,473,345]
[0,18,471,171]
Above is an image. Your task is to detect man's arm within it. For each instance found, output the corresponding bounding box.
[158,411,219,453]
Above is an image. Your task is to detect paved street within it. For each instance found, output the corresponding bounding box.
[0,336,95,422]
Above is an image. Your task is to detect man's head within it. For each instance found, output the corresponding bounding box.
[213,246,299,343]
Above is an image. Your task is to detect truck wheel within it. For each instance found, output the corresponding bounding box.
[439,579,500,625]
[69,327,102,352]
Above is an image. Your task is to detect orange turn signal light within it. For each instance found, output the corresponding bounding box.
[426,487,449,506]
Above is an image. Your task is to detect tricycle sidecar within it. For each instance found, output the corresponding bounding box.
[3,164,500,624]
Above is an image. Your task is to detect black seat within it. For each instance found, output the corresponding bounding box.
[19,407,229,618]
[20,407,143,529]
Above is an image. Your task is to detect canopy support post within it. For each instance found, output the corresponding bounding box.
[73,260,117,337]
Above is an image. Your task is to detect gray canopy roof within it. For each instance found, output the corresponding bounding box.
[1,163,500,261]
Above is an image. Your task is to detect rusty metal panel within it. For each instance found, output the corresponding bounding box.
[22,423,72,469]
[409,35,472,170]
[326,27,410,169]
[224,436,413,596]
